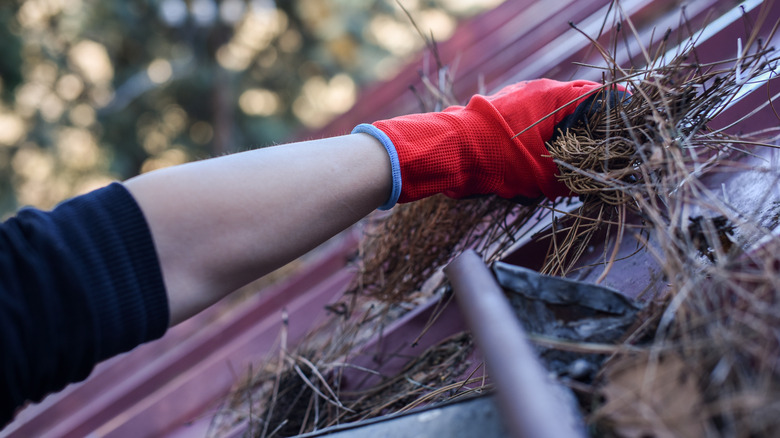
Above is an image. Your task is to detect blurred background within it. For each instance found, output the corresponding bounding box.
[0,0,503,217]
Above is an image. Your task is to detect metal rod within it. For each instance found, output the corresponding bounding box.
[445,250,584,438]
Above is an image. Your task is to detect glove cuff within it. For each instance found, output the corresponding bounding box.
[352,123,402,210]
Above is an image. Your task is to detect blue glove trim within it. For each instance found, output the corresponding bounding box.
[352,123,401,210]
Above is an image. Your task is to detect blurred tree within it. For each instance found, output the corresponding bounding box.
[0,5,23,100]
[0,0,503,216]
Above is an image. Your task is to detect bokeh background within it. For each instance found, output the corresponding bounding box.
[0,0,503,217]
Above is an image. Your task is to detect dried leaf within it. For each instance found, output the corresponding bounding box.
[597,352,706,438]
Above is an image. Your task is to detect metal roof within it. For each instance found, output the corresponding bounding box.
[4,1,779,436]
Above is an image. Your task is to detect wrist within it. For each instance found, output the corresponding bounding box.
[352,124,402,210]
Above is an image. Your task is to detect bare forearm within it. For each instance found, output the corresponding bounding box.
[125,133,391,325]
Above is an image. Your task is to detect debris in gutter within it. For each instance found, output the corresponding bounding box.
[595,351,707,438]
[680,215,736,262]
[492,261,641,381]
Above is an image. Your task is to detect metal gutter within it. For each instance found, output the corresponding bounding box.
[294,394,506,438]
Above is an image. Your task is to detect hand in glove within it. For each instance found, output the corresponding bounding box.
[353,79,626,210]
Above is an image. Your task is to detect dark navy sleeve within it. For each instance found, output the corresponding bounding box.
[0,182,170,426]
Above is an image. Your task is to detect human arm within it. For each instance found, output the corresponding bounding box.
[0,133,391,425]
[126,79,616,326]
[125,133,392,325]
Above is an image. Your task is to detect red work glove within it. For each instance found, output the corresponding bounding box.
[353,79,615,210]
